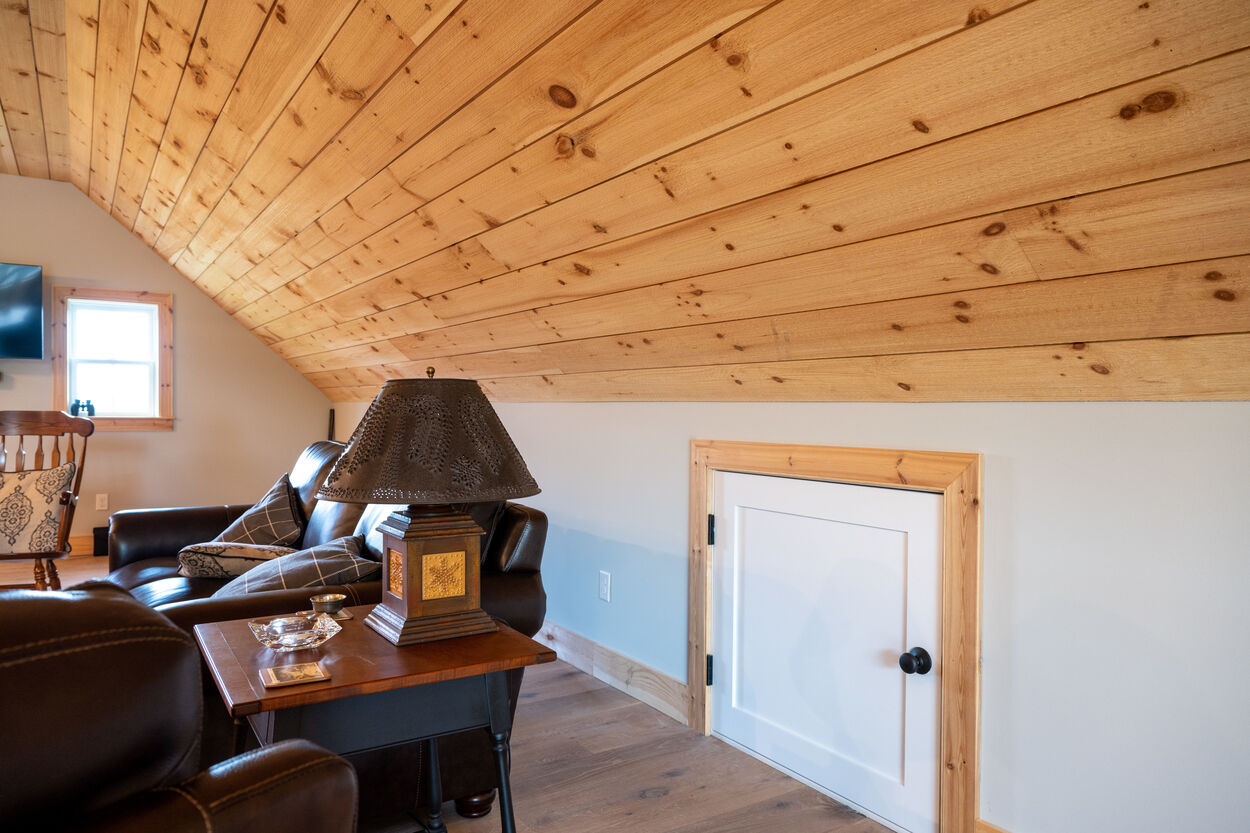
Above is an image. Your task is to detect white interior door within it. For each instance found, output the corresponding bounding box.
[711,470,942,833]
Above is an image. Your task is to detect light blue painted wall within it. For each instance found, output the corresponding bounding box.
[490,400,1250,833]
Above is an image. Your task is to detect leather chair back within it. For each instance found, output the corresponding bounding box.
[0,583,202,826]
[288,440,347,530]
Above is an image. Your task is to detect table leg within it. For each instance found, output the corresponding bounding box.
[419,737,447,833]
[231,717,248,756]
[490,731,515,833]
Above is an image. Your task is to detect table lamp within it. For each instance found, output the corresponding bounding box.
[316,372,539,645]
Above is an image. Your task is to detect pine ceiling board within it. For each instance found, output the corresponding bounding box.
[108,0,203,228]
[438,256,1249,379]
[385,213,1029,359]
[132,0,272,245]
[213,273,267,313]
[247,237,515,341]
[1008,162,1250,279]
[0,105,18,174]
[279,46,1250,368]
[254,258,433,341]
[0,0,51,178]
[392,161,1250,359]
[200,0,594,297]
[472,333,1250,402]
[418,50,1250,331]
[465,0,1250,280]
[28,0,71,181]
[87,0,147,206]
[354,162,1249,368]
[172,0,430,282]
[181,0,462,283]
[216,0,768,299]
[284,338,408,374]
[255,0,1019,326]
[149,0,355,263]
[63,0,98,191]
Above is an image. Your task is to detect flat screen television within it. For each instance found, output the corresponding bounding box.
[0,262,44,359]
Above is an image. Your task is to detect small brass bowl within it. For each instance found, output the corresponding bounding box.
[310,593,347,616]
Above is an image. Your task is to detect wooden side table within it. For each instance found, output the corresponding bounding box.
[194,606,555,833]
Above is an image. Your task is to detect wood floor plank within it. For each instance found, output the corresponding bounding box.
[443,660,890,833]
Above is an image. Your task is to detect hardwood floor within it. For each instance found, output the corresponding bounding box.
[446,661,890,833]
[0,560,889,831]
[0,555,109,589]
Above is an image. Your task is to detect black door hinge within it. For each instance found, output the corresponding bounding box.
[707,513,715,546]
[706,654,714,686]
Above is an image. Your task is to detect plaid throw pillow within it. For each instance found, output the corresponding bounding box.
[214,474,302,547]
[211,536,379,597]
[177,542,297,578]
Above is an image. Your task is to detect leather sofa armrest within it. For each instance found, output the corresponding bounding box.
[109,505,251,571]
[485,503,548,574]
[157,581,383,632]
[80,739,358,833]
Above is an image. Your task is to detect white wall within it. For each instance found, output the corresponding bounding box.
[480,400,1250,833]
[0,174,331,535]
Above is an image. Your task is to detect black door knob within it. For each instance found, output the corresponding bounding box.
[899,647,933,675]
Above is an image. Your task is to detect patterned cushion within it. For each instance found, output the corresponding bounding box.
[214,474,303,547]
[212,536,379,597]
[0,462,76,554]
[177,542,296,578]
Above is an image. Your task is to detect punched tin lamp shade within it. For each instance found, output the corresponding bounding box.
[317,377,538,505]
[317,377,539,645]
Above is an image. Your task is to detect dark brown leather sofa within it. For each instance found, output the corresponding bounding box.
[103,440,548,825]
[0,582,358,833]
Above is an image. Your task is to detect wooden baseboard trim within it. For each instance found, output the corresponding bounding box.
[68,534,95,555]
[976,820,1012,833]
[535,620,689,725]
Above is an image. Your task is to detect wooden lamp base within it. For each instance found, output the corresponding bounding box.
[365,603,497,646]
[364,504,499,646]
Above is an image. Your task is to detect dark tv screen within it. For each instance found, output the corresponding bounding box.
[0,262,44,359]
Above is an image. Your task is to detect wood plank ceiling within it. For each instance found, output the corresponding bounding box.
[1,0,1247,401]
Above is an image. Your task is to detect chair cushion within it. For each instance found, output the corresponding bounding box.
[213,474,302,547]
[0,461,75,553]
[178,542,296,578]
[106,557,182,590]
[212,536,380,597]
[126,575,226,608]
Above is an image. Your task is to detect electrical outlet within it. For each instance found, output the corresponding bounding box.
[95,493,108,511]
[598,570,611,602]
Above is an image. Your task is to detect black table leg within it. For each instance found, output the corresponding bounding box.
[490,731,515,833]
[231,717,248,756]
[419,737,446,833]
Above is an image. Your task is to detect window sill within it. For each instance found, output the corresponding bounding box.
[87,417,174,432]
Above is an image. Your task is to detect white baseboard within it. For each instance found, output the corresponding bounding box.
[534,620,690,725]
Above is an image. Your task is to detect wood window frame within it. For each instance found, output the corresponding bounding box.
[689,439,983,833]
[51,286,174,432]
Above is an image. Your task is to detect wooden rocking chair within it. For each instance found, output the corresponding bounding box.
[0,411,94,590]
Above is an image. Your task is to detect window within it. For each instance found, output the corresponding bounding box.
[52,287,173,431]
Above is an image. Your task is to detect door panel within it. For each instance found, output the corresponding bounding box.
[712,471,942,833]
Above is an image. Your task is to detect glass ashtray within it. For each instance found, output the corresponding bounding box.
[248,612,341,652]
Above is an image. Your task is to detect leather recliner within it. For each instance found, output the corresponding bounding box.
[0,582,358,833]
[102,440,548,824]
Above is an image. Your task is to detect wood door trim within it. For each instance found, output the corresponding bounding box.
[689,439,982,833]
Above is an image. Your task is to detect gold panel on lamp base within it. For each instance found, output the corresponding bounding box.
[364,506,498,645]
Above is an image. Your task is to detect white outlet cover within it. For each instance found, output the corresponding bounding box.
[598,570,611,602]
